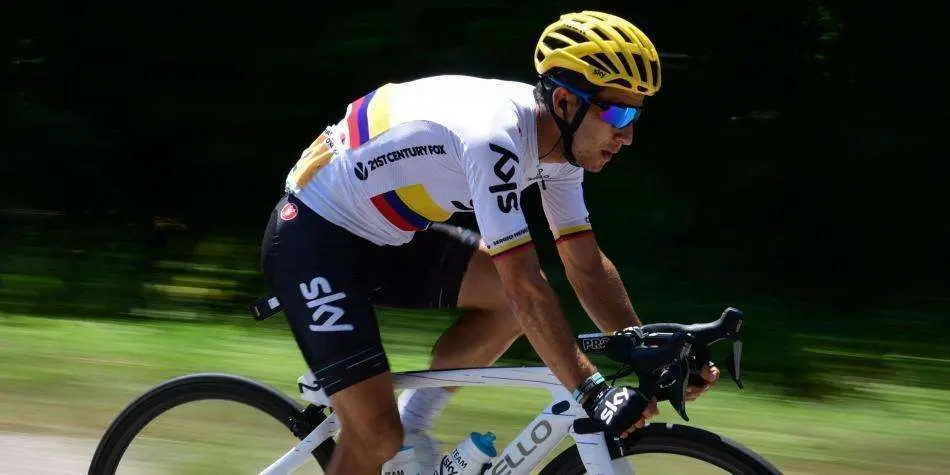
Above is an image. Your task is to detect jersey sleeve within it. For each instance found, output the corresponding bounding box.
[539,164,593,243]
[460,134,533,259]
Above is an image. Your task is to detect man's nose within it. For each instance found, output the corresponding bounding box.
[617,123,634,146]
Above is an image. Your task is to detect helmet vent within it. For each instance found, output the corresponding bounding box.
[632,54,648,83]
[616,53,633,77]
[590,52,619,75]
[556,28,588,45]
[589,26,611,42]
[614,27,633,43]
[609,78,632,89]
[649,60,660,87]
[543,36,570,50]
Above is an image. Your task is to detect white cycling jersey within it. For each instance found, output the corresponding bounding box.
[284,75,593,258]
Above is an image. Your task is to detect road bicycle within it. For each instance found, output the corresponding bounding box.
[89,302,780,474]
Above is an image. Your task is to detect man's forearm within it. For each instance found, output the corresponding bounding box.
[507,276,597,390]
[566,251,642,331]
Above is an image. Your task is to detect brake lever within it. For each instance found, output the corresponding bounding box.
[726,339,744,389]
[630,332,694,422]
[686,311,744,390]
[659,361,691,421]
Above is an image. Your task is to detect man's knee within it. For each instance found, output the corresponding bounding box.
[330,372,404,465]
[340,417,404,464]
[375,422,404,462]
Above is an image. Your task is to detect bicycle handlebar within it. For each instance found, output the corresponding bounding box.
[573,307,745,432]
[639,306,742,346]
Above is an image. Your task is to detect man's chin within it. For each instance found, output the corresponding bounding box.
[583,160,608,173]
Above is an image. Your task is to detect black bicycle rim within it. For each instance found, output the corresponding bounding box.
[88,373,334,474]
[540,423,781,475]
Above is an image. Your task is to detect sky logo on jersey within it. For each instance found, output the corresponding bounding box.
[489,143,520,213]
[346,84,394,148]
[370,184,452,231]
[451,199,474,211]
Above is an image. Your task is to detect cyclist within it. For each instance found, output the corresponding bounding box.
[261,10,719,475]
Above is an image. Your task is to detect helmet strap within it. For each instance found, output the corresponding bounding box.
[557,101,589,168]
[541,77,590,168]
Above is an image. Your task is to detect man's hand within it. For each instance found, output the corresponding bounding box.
[685,362,720,402]
[618,397,659,438]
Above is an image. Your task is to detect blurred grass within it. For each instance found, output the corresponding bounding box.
[3,222,948,393]
[2,310,949,474]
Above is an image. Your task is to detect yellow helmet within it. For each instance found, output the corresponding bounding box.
[534,11,662,95]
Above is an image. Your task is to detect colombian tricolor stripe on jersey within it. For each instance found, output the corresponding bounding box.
[346,84,393,148]
[370,184,451,232]
[554,223,593,244]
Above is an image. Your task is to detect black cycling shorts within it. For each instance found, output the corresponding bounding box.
[260,193,476,396]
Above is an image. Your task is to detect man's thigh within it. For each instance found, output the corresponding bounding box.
[456,241,548,312]
[455,244,508,311]
[262,194,389,396]
[366,214,479,310]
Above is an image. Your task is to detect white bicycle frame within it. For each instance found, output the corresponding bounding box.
[260,366,634,475]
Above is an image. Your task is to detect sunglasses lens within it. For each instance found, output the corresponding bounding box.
[600,105,640,128]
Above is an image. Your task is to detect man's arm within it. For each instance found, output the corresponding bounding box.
[492,245,597,390]
[557,231,722,400]
[458,128,596,391]
[556,232,641,331]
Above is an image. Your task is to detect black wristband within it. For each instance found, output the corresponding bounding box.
[572,372,606,403]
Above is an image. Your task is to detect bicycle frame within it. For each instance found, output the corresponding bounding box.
[259,366,633,475]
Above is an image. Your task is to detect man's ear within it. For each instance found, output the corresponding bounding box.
[552,87,573,121]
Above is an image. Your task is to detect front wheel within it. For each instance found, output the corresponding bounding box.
[88,373,334,474]
[540,423,780,475]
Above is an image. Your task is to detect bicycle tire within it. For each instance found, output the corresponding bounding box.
[88,373,334,474]
[539,423,781,475]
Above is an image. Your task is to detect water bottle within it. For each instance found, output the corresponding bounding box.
[433,432,497,475]
[381,445,421,475]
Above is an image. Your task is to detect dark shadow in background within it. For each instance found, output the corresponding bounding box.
[3,1,948,394]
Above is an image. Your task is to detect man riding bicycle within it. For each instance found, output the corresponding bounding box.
[260,10,719,475]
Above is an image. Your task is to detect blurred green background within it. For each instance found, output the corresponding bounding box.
[2,0,948,473]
